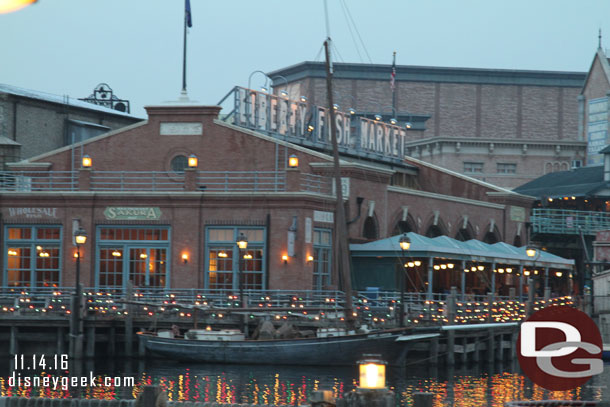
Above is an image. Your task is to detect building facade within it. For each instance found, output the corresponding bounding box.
[0,83,142,168]
[0,96,532,293]
[267,62,588,189]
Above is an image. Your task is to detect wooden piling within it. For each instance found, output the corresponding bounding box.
[108,326,116,357]
[85,326,95,358]
[57,327,64,354]
[509,330,518,360]
[495,331,503,361]
[487,329,495,363]
[447,330,455,365]
[473,339,480,363]
[430,337,439,365]
[461,337,467,364]
[9,327,18,355]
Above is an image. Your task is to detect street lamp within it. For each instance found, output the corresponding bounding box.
[247,70,268,128]
[236,233,248,307]
[270,75,289,97]
[398,233,410,327]
[526,243,543,302]
[71,227,87,358]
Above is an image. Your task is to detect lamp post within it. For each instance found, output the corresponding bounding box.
[398,233,411,327]
[71,227,87,358]
[236,233,248,307]
[246,70,268,128]
[526,244,541,314]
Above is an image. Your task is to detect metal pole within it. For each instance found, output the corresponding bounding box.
[427,257,433,300]
[461,260,466,301]
[400,257,405,327]
[238,248,244,307]
[519,265,524,301]
[182,0,188,92]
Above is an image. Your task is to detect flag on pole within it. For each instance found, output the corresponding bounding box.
[390,51,396,91]
[185,0,192,28]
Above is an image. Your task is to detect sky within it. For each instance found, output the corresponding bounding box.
[1,0,609,118]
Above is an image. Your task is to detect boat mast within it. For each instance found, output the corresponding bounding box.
[324,39,355,328]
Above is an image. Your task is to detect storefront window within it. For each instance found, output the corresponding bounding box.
[4,226,62,289]
[97,227,170,290]
[206,227,266,291]
[313,228,332,290]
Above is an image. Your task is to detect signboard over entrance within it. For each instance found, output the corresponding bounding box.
[229,87,407,165]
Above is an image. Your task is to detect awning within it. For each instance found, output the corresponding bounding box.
[350,232,574,270]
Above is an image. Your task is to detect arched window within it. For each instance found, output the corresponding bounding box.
[425,225,443,238]
[363,217,378,240]
[392,220,412,235]
[513,235,522,247]
[483,231,499,244]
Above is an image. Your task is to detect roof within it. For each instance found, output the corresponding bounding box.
[512,165,608,199]
[350,232,574,269]
[269,62,586,88]
[0,136,20,146]
[0,83,142,119]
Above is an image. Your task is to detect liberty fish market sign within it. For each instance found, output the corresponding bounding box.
[104,207,162,220]
[230,87,408,165]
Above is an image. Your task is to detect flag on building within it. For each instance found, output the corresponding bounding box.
[390,51,396,91]
[185,0,193,28]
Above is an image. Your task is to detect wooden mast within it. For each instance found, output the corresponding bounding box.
[324,39,355,328]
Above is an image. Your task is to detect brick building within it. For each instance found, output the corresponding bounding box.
[510,46,610,293]
[267,61,588,189]
[0,83,142,168]
[0,96,533,293]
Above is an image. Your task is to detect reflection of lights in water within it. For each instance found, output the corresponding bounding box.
[1,365,608,404]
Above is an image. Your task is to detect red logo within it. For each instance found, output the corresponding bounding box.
[517,306,603,391]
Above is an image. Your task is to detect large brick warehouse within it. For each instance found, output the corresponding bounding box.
[0,92,534,294]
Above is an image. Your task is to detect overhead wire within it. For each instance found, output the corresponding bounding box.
[338,0,364,63]
[340,0,373,64]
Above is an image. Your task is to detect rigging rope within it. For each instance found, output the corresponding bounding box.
[340,0,373,64]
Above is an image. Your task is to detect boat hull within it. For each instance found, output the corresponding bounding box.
[138,330,409,366]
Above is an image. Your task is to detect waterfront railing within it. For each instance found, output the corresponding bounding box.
[0,170,333,195]
[531,208,610,235]
[0,287,576,325]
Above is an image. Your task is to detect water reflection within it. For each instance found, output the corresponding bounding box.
[0,358,607,406]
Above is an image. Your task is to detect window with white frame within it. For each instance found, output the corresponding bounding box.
[5,226,62,289]
[464,162,484,173]
[497,163,517,174]
[313,228,332,290]
[97,227,170,290]
[206,227,266,291]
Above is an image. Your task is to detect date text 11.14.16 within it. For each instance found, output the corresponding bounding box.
[13,354,68,371]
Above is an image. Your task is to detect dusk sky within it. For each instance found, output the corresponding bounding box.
[1,0,609,117]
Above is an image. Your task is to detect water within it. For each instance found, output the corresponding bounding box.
[0,358,608,406]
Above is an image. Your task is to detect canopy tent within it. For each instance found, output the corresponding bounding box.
[349,232,574,296]
[350,232,574,269]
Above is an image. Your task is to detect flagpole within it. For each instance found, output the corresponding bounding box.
[182,0,188,93]
[391,51,396,116]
